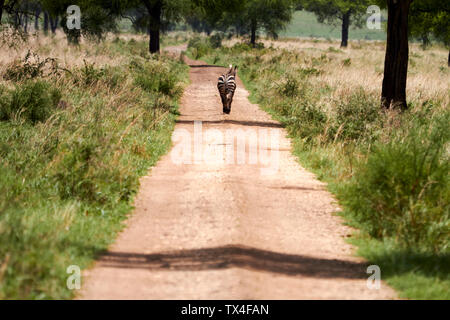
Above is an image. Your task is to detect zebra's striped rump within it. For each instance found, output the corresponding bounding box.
[217,65,237,114]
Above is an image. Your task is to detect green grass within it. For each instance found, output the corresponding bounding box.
[0,38,189,299]
[280,10,387,41]
[194,41,449,299]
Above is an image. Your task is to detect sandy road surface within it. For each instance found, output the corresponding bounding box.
[78,47,396,299]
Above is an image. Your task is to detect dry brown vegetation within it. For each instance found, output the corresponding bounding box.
[225,37,449,108]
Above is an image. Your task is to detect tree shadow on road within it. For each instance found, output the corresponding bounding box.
[188,64,221,68]
[97,244,370,280]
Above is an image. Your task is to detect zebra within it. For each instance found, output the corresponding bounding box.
[217,65,237,114]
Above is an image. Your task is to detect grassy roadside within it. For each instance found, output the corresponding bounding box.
[188,38,449,299]
[0,35,189,299]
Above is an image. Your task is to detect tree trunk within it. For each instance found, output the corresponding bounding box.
[0,0,5,25]
[144,0,162,54]
[24,12,29,33]
[448,49,449,67]
[250,20,257,47]
[381,0,412,110]
[14,11,19,28]
[420,34,429,49]
[43,11,49,34]
[35,8,41,31]
[340,11,350,48]
[50,15,58,34]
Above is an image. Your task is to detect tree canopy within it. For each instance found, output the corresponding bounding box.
[409,0,449,64]
[302,0,370,47]
[224,0,295,46]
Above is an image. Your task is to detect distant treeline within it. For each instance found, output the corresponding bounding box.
[0,0,448,108]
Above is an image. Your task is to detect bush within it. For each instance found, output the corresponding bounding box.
[0,85,10,120]
[188,36,212,59]
[209,33,223,49]
[0,38,188,299]
[130,59,182,99]
[0,80,61,124]
[73,60,106,87]
[3,51,59,82]
[54,140,99,203]
[330,89,382,142]
[344,112,450,252]
[287,100,328,142]
[279,75,300,98]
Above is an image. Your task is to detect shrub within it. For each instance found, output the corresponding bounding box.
[188,36,212,59]
[342,58,352,67]
[54,140,99,203]
[288,100,328,142]
[331,88,382,142]
[0,80,61,124]
[73,60,106,86]
[209,33,223,49]
[3,51,59,82]
[279,75,300,98]
[130,59,182,99]
[0,85,10,120]
[344,112,450,252]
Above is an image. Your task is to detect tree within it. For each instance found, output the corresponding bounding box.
[0,0,5,24]
[41,0,123,44]
[193,0,244,36]
[125,0,242,54]
[184,5,213,35]
[225,0,294,47]
[376,0,449,109]
[409,1,450,65]
[124,0,188,54]
[303,0,370,47]
[434,12,450,66]
[380,0,412,110]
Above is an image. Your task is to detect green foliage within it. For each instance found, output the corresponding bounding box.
[209,33,223,49]
[187,36,213,59]
[3,51,59,82]
[0,80,61,124]
[281,10,387,40]
[222,0,295,44]
[409,0,450,49]
[41,0,123,42]
[301,0,372,45]
[344,112,449,252]
[130,58,183,99]
[0,39,188,299]
[73,60,107,86]
[331,88,382,142]
[303,0,371,27]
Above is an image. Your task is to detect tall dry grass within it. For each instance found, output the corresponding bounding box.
[225,37,449,108]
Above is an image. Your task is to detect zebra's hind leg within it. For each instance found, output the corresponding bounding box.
[223,106,231,114]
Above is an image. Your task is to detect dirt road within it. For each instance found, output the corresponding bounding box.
[78,49,396,299]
